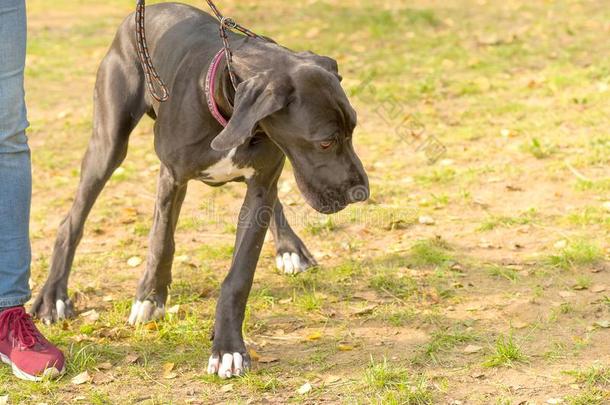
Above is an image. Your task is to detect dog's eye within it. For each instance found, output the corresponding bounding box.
[320,140,335,150]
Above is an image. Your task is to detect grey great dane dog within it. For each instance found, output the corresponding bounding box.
[30,2,368,378]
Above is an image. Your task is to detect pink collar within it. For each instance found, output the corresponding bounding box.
[204,49,230,127]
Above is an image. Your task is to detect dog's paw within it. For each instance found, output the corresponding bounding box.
[128,299,165,325]
[30,288,75,324]
[275,247,317,275]
[207,351,250,379]
[276,252,307,274]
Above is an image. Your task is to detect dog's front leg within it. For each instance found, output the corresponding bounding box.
[129,165,187,324]
[207,176,279,379]
[271,200,318,274]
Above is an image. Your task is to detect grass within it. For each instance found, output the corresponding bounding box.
[408,238,453,268]
[486,265,519,283]
[417,327,477,364]
[363,358,434,404]
[7,0,609,403]
[478,209,538,231]
[547,240,605,269]
[565,365,610,387]
[484,334,528,368]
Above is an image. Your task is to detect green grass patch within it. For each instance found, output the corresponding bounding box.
[362,358,434,404]
[478,208,537,231]
[486,265,519,283]
[484,333,528,367]
[408,238,453,268]
[547,240,605,269]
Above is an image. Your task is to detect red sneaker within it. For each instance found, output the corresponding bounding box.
[0,306,65,381]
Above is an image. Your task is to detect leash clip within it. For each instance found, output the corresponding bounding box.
[220,17,237,30]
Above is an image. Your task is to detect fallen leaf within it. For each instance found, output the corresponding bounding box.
[144,322,158,331]
[591,285,607,293]
[221,384,233,393]
[93,373,115,385]
[594,320,610,328]
[162,362,175,374]
[305,27,320,39]
[71,371,91,385]
[258,356,279,364]
[559,291,575,298]
[127,256,143,267]
[463,345,483,354]
[248,348,261,362]
[306,332,322,341]
[418,215,435,225]
[512,320,528,329]
[324,375,342,384]
[124,353,140,364]
[297,382,313,395]
[546,398,563,404]
[350,304,378,316]
[338,344,353,352]
[164,372,178,380]
[97,362,113,370]
[80,309,99,322]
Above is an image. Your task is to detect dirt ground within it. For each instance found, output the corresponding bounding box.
[1,0,608,404]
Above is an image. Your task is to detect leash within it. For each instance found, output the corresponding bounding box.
[204,0,261,90]
[135,0,261,103]
[135,0,169,102]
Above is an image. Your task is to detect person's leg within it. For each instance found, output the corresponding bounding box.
[0,0,32,309]
[0,0,65,382]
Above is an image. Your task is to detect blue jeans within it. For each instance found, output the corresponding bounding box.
[0,0,32,308]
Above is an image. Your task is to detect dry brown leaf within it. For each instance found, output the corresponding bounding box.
[80,309,100,323]
[97,362,113,370]
[594,320,610,328]
[221,384,234,393]
[591,285,607,293]
[463,345,483,354]
[258,356,279,364]
[71,371,91,385]
[124,353,140,364]
[248,348,261,362]
[350,304,378,316]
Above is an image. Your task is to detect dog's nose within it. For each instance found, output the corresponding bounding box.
[346,184,370,203]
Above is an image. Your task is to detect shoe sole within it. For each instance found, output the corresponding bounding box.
[0,352,64,382]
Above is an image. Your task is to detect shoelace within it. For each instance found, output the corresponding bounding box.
[0,307,41,349]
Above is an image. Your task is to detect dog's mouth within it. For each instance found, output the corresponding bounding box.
[292,172,369,215]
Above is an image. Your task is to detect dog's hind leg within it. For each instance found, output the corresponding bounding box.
[270,200,317,274]
[129,165,187,324]
[30,50,148,323]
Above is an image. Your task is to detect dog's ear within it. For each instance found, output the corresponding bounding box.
[211,74,291,151]
[300,52,343,82]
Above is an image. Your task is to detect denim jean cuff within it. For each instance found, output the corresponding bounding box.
[0,293,31,308]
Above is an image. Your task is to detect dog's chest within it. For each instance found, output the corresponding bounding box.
[199,148,255,183]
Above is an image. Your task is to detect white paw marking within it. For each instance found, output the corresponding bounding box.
[55,300,66,319]
[128,300,165,325]
[276,252,307,274]
[207,352,244,379]
[199,148,255,183]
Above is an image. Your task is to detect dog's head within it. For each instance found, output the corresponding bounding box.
[211,40,369,214]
